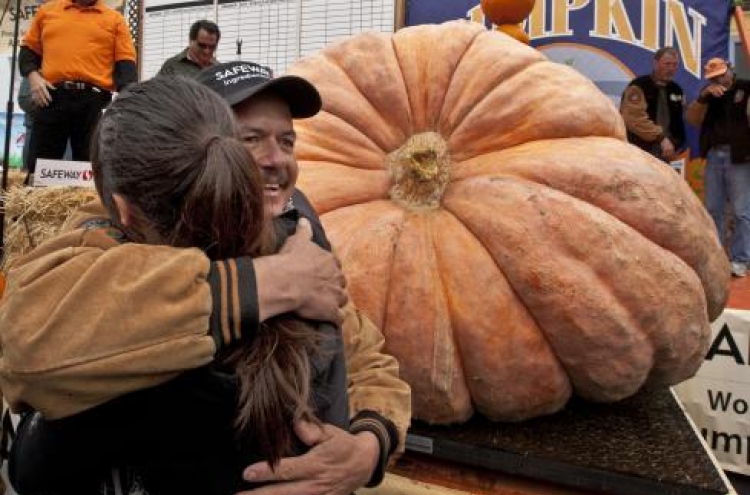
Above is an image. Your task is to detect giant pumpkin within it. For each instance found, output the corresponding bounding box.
[287,21,729,424]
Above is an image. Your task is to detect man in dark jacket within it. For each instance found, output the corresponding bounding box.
[620,47,686,162]
[158,20,220,78]
[686,58,750,277]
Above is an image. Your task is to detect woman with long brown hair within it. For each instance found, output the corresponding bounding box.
[7,75,348,495]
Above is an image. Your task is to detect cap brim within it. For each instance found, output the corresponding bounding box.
[225,75,322,118]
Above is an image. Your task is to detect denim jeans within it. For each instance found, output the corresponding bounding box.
[704,145,750,263]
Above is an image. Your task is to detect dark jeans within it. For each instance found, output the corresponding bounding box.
[27,86,111,174]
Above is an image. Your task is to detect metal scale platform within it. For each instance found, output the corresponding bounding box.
[385,387,731,495]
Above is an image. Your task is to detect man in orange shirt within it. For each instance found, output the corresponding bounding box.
[18,0,137,176]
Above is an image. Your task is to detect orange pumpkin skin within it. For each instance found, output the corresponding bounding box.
[481,0,536,25]
[288,21,729,424]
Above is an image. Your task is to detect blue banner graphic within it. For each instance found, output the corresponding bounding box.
[405,0,732,161]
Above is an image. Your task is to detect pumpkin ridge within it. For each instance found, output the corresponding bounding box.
[294,113,386,170]
[321,200,405,330]
[320,40,413,150]
[408,23,486,135]
[445,175,709,363]
[431,223,473,416]
[444,177,709,400]
[437,183,541,308]
[293,46,409,153]
[318,110,389,156]
[450,173,704,288]
[434,197,581,413]
[430,209,571,421]
[449,62,622,161]
[374,208,409,335]
[424,216,465,409]
[300,160,387,170]
[297,162,390,214]
[439,30,546,141]
[383,212,473,422]
[452,137,727,318]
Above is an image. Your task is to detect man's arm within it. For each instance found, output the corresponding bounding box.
[64,200,345,326]
[620,85,664,143]
[686,98,708,127]
[18,46,41,78]
[19,7,56,107]
[0,228,217,419]
[17,77,37,116]
[1,200,346,419]
[237,191,410,494]
[686,84,725,127]
[113,60,138,91]
[343,304,410,457]
[18,46,55,107]
[236,297,411,495]
[112,14,137,90]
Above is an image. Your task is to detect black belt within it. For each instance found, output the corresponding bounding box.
[56,80,109,94]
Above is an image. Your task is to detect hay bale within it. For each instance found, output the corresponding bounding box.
[6,169,27,190]
[2,186,98,271]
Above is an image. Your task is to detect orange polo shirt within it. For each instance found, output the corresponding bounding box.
[22,0,137,91]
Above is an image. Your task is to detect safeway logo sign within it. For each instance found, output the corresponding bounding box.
[34,159,95,188]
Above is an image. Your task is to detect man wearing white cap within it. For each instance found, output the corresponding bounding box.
[687,58,750,277]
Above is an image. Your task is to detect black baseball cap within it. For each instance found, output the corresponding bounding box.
[196,61,322,118]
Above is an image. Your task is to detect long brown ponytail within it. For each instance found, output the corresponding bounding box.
[91,76,321,467]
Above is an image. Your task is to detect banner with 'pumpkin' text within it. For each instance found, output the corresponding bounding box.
[405,0,733,197]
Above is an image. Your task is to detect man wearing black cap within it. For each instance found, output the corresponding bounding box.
[197,62,323,218]
[1,64,410,495]
[198,60,410,493]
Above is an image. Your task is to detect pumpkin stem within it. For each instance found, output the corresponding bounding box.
[387,132,450,210]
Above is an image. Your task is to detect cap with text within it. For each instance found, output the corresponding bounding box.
[196,61,322,118]
[704,58,729,79]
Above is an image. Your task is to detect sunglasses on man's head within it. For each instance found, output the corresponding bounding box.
[196,42,217,50]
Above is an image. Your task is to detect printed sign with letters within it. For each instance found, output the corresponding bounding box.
[34,159,95,188]
[675,309,750,475]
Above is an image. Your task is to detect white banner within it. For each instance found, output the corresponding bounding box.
[675,309,750,475]
[34,159,95,188]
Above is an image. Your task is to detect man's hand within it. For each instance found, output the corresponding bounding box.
[28,71,55,107]
[660,137,676,161]
[701,83,727,99]
[254,218,347,324]
[237,420,380,495]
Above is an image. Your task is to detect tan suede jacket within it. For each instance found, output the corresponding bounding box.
[0,202,411,458]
